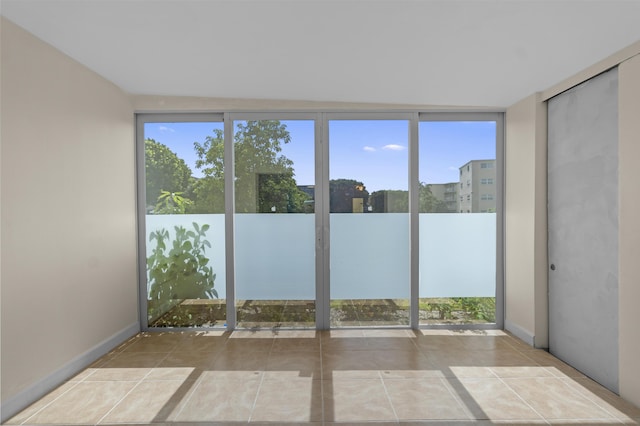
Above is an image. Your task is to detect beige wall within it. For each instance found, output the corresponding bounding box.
[618,53,640,408]
[1,10,638,416]
[1,17,137,408]
[504,93,548,348]
[505,50,640,406]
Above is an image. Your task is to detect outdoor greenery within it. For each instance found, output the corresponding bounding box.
[420,297,496,323]
[419,183,451,213]
[369,184,451,213]
[150,300,225,328]
[154,190,193,214]
[148,297,496,328]
[147,222,217,322]
[190,120,310,213]
[144,138,193,209]
[145,120,454,215]
[144,122,493,327]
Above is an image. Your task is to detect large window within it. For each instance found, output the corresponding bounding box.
[137,112,503,330]
[418,115,502,326]
[233,119,316,328]
[139,116,226,328]
[328,119,410,327]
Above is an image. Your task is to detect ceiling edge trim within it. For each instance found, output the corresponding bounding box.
[542,39,640,102]
[129,95,505,114]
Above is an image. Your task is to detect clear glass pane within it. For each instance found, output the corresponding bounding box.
[233,120,316,328]
[329,120,410,326]
[418,121,497,325]
[144,122,226,327]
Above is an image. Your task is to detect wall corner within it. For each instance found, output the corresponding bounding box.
[618,53,640,408]
[504,92,548,348]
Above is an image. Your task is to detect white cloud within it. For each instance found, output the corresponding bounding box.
[363,146,377,152]
[448,166,458,171]
[382,144,405,151]
[159,125,175,133]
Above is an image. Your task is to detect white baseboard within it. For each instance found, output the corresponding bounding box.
[504,319,535,347]
[1,322,140,423]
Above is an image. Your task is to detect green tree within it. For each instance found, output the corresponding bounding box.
[369,190,409,213]
[145,139,193,210]
[154,190,193,214]
[192,121,310,213]
[419,182,450,213]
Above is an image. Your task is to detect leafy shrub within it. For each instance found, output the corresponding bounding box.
[147,222,217,320]
[453,297,496,322]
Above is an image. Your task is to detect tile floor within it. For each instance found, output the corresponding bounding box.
[5,329,640,425]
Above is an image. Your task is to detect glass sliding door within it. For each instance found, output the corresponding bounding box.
[138,113,503,331]
[418,118,499,325]
[328,119,410,327]
[233,119,316,328]
[142,118,226,328]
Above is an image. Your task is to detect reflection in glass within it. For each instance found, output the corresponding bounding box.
[144,122,226,327]
[233,120,316,328]
[329,120,410,326]
[418,121,497,325]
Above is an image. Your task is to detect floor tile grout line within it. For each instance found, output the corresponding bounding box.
[438,376,476,421]
[493,373,549,423]
[9,330,637,425]
[17,380,83,425]
[93,351,171,425]
[556,376,627,420]
[378,371,400,422]
[168,369,205,422]
[319,332,325,424]
[247,368,267,423]
[94,376,147,425]
[247,332,275,423]
[500,375,617,422]
[80,365,99,382]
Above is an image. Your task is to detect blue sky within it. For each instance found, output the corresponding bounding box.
[145,120,495,193]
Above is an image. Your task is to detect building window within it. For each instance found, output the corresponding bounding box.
[481,162,494,169]
[481,178,494,184]
[467,194,470,201]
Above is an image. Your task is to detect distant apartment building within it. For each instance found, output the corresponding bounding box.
[458,159,496,213]
[428,182,459,213]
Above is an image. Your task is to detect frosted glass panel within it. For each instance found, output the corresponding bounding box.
[418,120,497,324]
[329,120,410,326]
[146,213,496,301]
[331,214,410,299]
[146,214,227,298]
[235,215,315,300]
[419,213,495,297]
[233,119,316,328]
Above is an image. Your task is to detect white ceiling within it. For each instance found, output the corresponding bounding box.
[2,0,640,108]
